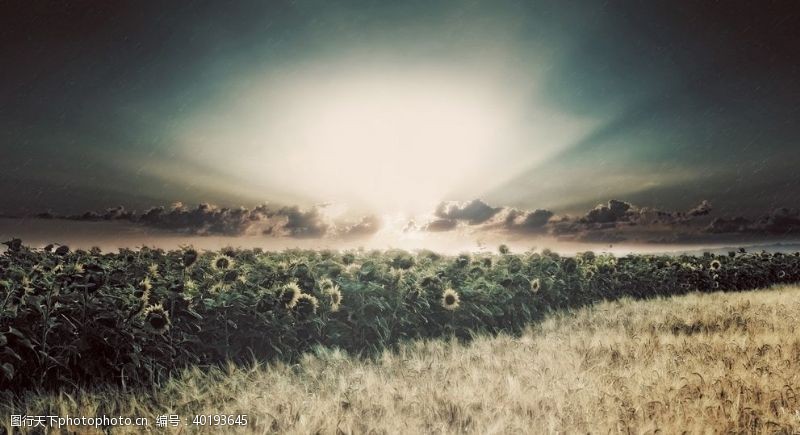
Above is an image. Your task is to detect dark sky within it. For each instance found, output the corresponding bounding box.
[2,1,799,218]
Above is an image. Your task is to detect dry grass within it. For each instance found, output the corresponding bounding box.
[4,286,800,434]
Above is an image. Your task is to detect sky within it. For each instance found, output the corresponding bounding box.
[1,1,799,250]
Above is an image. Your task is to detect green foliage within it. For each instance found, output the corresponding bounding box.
[0,240,798,393]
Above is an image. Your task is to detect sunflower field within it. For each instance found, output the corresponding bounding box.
[1,239,798,393]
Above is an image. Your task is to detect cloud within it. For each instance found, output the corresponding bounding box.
[420,198,719,243]
[423,199,554,234]
[29,197,800,245]
[551,200,714,241]
[687,200,712,217]
[337,215,382,238]
[261,206,328,238]
[582,199,633,224]
[434,199,501,225]
[34,202,381,239]
[756,208,800,234]
[138,203,258,235]
[424,219,459,232]
[38,206,137,222]
[555,200,800,243]
[500,208,554,234]
[573,199,709,227]
[706,216,753,234]
[707,208,800,235]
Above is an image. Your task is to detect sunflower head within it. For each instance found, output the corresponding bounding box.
[318,277,335,292]
[211,254,234,272]
[142,304,171,334]
[139,276,153,292]
[2,238,21,252]
[326,284,343,312]
[710,260,721,271]
[185,279,198,293]
[133,286,151,307]
[530,278,541,293]
[222,269,239,284]
[441,288,460,311]
[279,282,302,309]
[71,262,85,275]
[20,275,33,293]
[182,248,198,268]
[778,270,787,279]
[147,263,159,277]
[294,293,319,317]
[210,280,233,293]
[562,258,578,273]
[54,245,70,256]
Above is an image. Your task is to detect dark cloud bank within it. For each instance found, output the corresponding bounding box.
[32,203,380,239]
[422,199,800,244]
[22,198,800,245]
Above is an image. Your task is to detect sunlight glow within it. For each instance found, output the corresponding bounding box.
[175,61,596,216]
[250,70,517,213]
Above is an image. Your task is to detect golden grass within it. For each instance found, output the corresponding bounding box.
[3,286,800,434]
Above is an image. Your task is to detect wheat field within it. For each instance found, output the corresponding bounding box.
[4,286,800,434]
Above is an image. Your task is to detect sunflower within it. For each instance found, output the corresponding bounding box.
[20,275,33,293]
[222,269,240,284]
[294,293,319,317]
[709,260,721,271]
[2,238,21,252]
[279,282,302,309]
[135,278,152,304]
[389,267,406,283]
[210,281,232,294]
[778,270,787,279]
[142,304,171,334]
[182,248,198,268]
[183,279,199,299]
[326,284,343,312]
[210,254,235,272]
[441,288,460,311]
[530,278,541,293]
[147,263,159,277]
[404,286,423,303]
[318,277,335,292]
